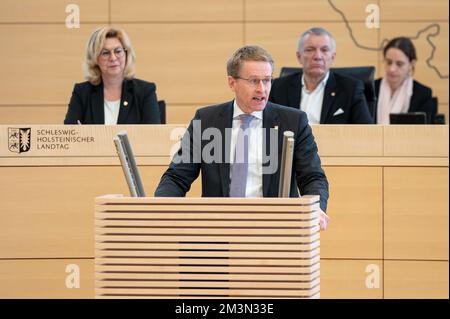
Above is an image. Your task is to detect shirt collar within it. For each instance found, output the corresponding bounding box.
[232,100,263,120]
[301,71,330,93]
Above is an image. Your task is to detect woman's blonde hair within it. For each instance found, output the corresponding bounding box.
[83,26,136,85]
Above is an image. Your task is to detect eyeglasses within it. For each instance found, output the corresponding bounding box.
[99,47,127,59]
[236,76,273,87]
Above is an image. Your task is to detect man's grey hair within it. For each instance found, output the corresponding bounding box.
[227,45,274,78]
[297,27,336,53]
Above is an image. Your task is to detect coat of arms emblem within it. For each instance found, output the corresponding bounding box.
[8,128,31,153]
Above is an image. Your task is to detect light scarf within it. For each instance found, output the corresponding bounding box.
[377,76,413,124]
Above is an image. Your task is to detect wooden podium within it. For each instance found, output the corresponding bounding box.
[95,195,321,298]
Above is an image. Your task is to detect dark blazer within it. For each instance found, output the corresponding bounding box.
[374,78,434,123]
[154,101,329,212]
[269,71,374,124]
[64,78,161,124]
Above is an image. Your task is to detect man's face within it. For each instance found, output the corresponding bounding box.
[227,61,273,114]
[297,34,336,78]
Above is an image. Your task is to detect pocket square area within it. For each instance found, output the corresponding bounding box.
[333,108,344,116]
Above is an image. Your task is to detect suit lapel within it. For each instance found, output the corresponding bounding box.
[288,72,302,108]
[117,80,133,124]
[91,83,104,124]
[262,103,279,197]
[217,101,233,197]
[320,72,337,124]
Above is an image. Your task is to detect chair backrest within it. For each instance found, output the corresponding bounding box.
[158,100,166,124]
[279,66,377,118]
[429,96,438,124]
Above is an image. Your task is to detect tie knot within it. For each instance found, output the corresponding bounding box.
[239,114,254,128]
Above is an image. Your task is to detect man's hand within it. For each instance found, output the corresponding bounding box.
[319,209,329,231]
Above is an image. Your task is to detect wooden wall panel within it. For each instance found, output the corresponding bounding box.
[0,25,90,105]
[0,259,94,298]
[321,167,383,259]
[0,166,201,258]
[0,106,66,124]
[384,167,449,260]
[312,125,383,157]
[384,261,449,299]
[321,259,383,299]
[166,105,198,125]
[246,22,379,77]
[380,0,449,21]
[111,0,243,22]
[121,23,241,105]
[384,125,449,157]
[0,0,108,23]
[245,0,375,22]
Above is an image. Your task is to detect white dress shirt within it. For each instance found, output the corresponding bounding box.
[230,100,263,197]
[300,72,330,124]
[104,99,120,125]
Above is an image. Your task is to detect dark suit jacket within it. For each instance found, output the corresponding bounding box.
[269,71,374,124]
[154,101,329,212]
[64,78,161,124]
[374,78,434,123]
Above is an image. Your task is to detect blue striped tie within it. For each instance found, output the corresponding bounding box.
[229,114,254,197]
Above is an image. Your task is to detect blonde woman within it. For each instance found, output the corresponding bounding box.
[64,27,160,124]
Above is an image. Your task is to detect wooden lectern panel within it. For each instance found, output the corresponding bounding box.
[95,196,320,298]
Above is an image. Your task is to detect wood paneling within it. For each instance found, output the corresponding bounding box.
[245,0,375,22]
[0,124,184,158]
[0,106,66,124]
[384,167,449,260]
[321,259,383,299]
[321,167,383,259]
[166,105,199,125]
[121,23,242,105]
[0,0,108,23]
[384,260,449,299]
[0,258,94,298]
[111,0,243,22]
[0,25,90,105]
[384,125,449,157]
[95,197,320,298]
[0,166,199,258]
[312,125,383,157]
[380,0,449,21]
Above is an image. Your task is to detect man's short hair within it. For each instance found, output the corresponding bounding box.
[297,27,336,53]
[227,45,274,78]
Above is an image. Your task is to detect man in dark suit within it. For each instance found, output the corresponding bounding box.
[155,45,329,229]
[269,27,373,124]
